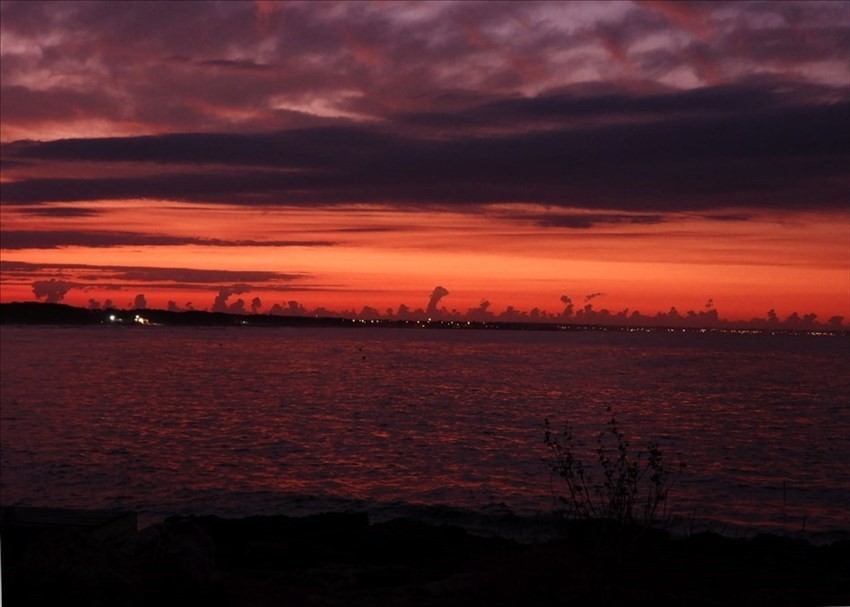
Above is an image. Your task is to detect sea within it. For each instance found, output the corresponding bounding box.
[2,324,848,543]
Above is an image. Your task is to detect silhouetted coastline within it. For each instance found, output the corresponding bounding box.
[2,302,845,335]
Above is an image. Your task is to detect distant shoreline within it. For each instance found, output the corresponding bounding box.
[1,302,847,336]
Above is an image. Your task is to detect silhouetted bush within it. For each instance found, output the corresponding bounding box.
[544,407,685,528]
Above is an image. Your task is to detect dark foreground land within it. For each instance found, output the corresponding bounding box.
[2,507,848,607]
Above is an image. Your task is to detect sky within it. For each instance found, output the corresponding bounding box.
[1,0,848,328]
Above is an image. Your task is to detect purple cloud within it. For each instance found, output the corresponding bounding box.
[212,285,252,313]
[3,93,847,212]
[0,230,334,250]
[32,278,77,303]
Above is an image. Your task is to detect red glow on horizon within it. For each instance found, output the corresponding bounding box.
[2,203,847,327]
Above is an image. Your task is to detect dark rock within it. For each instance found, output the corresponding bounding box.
[3,509,849,606]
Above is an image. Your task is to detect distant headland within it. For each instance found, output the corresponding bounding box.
[1,302,846,336]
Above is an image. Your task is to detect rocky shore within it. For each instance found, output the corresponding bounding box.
[2,507,848,606]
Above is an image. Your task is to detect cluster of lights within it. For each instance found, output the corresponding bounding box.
[106,313,149,325]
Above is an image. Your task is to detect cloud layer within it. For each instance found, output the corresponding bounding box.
[3,1,847,214]
[3,91,848,212]
[2,1,847,138]
[1,1,848,324]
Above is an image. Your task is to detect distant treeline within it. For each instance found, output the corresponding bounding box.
[0,302,357,328]
[1,302,845,336]
[0,302,560,331]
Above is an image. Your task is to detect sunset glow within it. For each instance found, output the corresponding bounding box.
[1,1,848,327]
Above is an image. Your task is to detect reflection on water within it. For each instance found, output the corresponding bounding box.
[1,326,848,537]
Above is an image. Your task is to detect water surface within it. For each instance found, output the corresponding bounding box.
[2,325,848,539]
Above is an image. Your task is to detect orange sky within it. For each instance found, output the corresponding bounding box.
[1,1,848,327]
[2,201,847,323]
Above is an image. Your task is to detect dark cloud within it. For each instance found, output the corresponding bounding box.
[827,316,844,328]
[111,267,303,284]
[3,91,847,212]
[2,1,846,143]
[699,213,753,222]
[15,207,101,217]
[636,1,850,76]
[269,300,309,316]
[397,82,830,130]
[0,230,334,249]
[228,298,246,314]
[32,278,77,303]
[722,24,850,65]
[466,299,495,323]
[133,293,147,310]
[212,285,252,313]
[0,84,126,127]
[426,286,450,316]
[198,59,275,72]
[1,260,306,284]
[2,127,397,167]
[560,295,574,318]
[521,212,666,229]
[337,295,846,329]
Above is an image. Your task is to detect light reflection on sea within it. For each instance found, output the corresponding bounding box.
[1,325,848,540]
